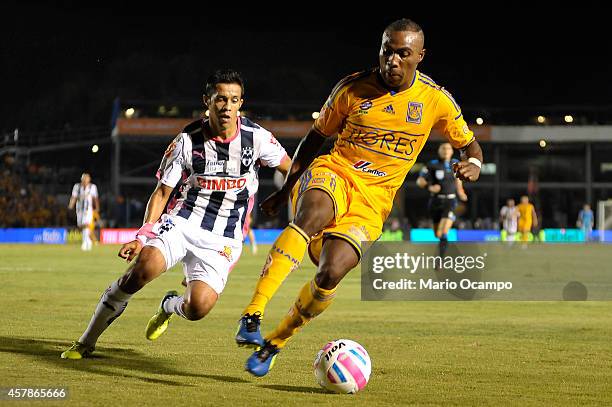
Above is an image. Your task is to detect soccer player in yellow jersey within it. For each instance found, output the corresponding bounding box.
[517,195,538,242]
[238,18,484,376]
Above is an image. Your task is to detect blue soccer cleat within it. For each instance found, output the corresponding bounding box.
[245,340,280,377]
[235,312,264,348]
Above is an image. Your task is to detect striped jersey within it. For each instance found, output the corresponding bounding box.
[156,116,287,241]
[71,183,98,215]
[500,205,519,233]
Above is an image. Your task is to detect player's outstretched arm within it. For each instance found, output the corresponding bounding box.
[118,183,174,262]
[260,127,327,216]
[454,140,483,182]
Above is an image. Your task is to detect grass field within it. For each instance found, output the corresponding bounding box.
[1,243,611,406]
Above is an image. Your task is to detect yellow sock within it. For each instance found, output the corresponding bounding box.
[266,279,337,348]
[242,223,310,317]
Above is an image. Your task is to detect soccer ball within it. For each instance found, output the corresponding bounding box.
[313,339,371,394]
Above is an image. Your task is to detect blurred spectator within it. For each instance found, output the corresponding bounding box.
[381,217,404,241]
[0,156,69,228]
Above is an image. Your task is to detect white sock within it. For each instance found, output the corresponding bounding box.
[163,295,188,319]
[79,281,133,346]
[81,228,90,250]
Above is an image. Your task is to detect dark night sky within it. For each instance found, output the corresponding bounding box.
[1,5,609,132]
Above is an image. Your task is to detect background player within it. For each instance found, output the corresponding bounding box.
[517,195,538,244]
[500,198,519,242]
[417,142,467,254]
[577,203,594,242]
[237,18,483,376]
[61,69,290,359]
[68,173,99,251]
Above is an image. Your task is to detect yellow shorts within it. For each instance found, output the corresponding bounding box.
[291,158,393,265]
[518,220,532,233]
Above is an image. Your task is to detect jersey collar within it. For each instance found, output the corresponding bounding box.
[202,117,241,144]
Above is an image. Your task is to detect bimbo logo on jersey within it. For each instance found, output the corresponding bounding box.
[196,176,247,190]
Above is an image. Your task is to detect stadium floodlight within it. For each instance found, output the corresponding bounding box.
[537,115,546,124]
[597,200,612,242]
[564,115,574,123]
[476,117,484,125]
[312,112,320,119]
[91,145,99,153]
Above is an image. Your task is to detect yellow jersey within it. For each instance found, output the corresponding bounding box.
[314,68,475,193]
[518,203,535,223]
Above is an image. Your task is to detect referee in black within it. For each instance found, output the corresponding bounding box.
[417,142,468,255]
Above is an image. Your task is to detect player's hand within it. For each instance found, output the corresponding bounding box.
[260,188,291,217]
[459,192,468,202]
[118,240,142,262]
[453,161,481,182]
[428,184,441,193]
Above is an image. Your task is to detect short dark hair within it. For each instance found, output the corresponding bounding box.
[205,69,245,97]
[385,18,423,35]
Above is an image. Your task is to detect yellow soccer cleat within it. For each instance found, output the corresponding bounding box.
[145,290,178,341]
[61,341,95,359]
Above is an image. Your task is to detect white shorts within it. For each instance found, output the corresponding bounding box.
[77,210,93,228]
[145,214,242,294]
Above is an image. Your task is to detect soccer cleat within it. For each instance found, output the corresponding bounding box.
[61,341,95,359]
[145,290,178,341]
[245,340,280,377]
[235,312,264,348]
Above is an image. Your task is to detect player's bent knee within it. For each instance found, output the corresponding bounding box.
[315,254,356,289]
[315,238,360,289]
[183,296,216,321]
[294,190,335,236]
[183,281,218,320]
[314,263,347,290]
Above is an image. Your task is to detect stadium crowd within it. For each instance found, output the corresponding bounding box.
[0,155,68,227]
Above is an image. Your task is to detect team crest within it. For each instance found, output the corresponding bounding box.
[406,102,423,124]
[241,146,254,167]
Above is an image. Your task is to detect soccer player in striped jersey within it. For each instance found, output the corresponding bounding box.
[500,198,520,242]
[68,173,99,251]
[239,18,483,377]
[61,69,291,359]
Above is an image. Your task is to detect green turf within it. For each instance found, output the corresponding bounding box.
[0,244,611,406]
